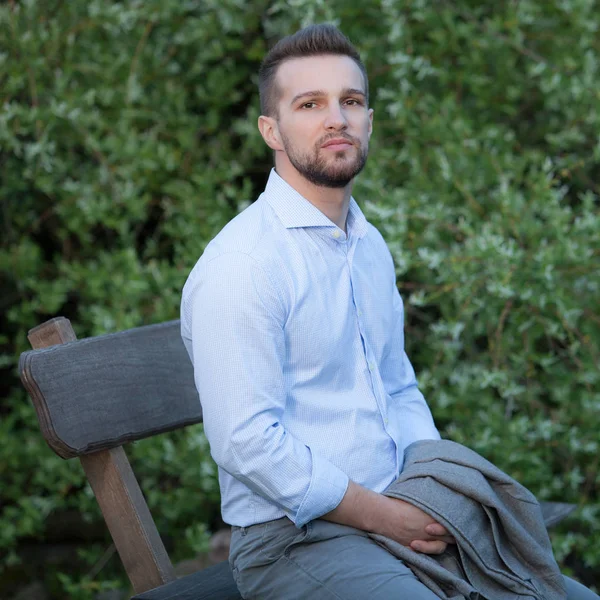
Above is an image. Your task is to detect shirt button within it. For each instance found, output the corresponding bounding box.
[384,418,389,426]
[332,230,341,239]
[368,361,375,371]
[357,308,362,317]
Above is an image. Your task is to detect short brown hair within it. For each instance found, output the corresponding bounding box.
[258,24,369,117]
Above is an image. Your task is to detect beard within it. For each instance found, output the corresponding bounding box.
[280,131,368,189]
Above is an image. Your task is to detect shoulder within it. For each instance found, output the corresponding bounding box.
[181,199,286,321]
[206,197,279,257]
[185,196,285,279]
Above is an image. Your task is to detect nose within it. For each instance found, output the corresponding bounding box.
[324,102,348,131]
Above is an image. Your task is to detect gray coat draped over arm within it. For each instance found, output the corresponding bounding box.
[369,439,566,600]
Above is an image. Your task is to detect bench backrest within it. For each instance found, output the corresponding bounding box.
[18,316,199,594]
[19,317,201,459]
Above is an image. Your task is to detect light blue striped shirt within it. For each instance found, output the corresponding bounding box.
[180,169,440,529]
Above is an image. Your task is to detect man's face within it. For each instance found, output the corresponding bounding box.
[270,55,373,188]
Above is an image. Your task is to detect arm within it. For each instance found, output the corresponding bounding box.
[185,252,349,528]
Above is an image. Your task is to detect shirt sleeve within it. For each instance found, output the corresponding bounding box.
[185,251,349,527]
[383,284,441,449]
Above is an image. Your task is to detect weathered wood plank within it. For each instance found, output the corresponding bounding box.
[131,561,242,600]
[80,447,176,593]
[28,316,77,347]
[19,320,201,458]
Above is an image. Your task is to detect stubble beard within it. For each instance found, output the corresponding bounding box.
[280,131,369,189]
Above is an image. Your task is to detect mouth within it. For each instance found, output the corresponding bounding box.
[321,138,354,151]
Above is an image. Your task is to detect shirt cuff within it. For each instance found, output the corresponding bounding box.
[294,448,349,528]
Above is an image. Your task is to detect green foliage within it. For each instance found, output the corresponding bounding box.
[57,571,122,600]
[1,0,599,596]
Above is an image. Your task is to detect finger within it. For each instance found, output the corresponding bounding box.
[425,523,450,537]
[424,524,455,544]
[410,540,447,555]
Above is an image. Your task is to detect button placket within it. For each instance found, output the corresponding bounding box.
[350,281,385,420]
[346,238,362,323]
[344,237,393,437]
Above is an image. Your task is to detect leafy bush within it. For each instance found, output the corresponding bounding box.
[1,0,598,596]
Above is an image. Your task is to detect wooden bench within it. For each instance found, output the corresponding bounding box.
[19,316,576,599]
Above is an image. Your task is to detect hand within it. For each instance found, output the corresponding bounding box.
[378,497,455,555]
[322,481,455,556]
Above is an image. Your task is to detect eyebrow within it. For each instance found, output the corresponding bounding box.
[290,88,366,106]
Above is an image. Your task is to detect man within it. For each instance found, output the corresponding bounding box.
[181,24,597,599]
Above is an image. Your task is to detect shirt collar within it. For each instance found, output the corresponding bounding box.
[263,168,368,239]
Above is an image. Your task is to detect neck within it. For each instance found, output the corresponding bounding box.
[275,158,352,232]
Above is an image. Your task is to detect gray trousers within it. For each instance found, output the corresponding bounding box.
[229,517,599,600]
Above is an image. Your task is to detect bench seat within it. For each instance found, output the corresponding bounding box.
[131,561,241,600]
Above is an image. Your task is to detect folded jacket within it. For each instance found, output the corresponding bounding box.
[369,439,567,600]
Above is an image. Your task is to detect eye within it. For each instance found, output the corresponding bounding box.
[301,102,317,109]
[344,98,363,106]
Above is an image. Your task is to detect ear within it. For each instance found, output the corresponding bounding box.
[367,108,374,138]
[258,115,284,151]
